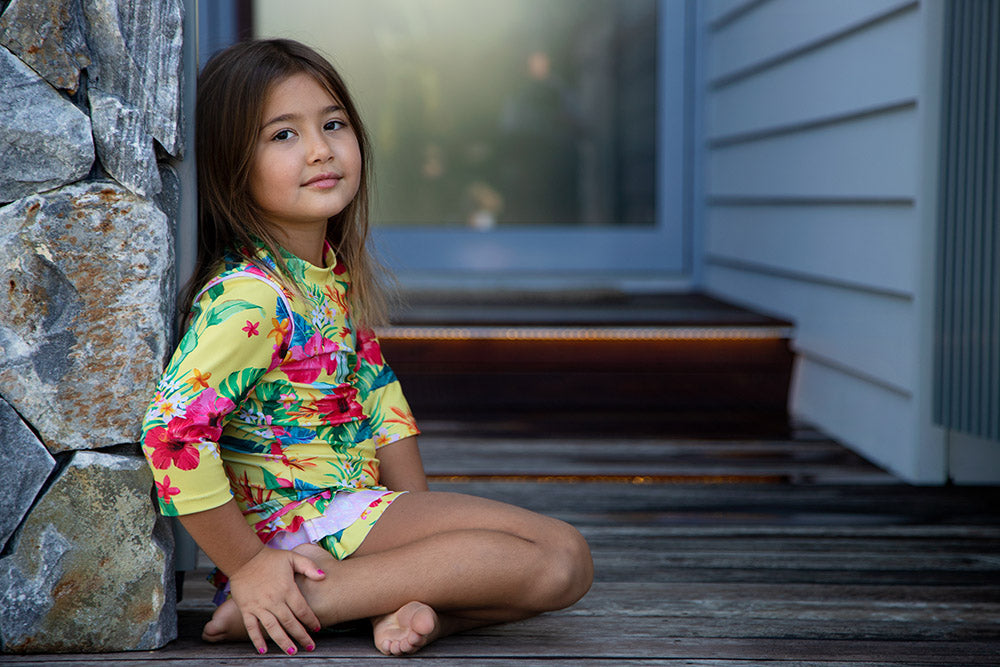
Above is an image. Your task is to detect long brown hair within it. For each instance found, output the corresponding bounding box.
[186,38,390,329]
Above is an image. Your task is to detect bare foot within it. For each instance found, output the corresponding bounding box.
[371,601,441,656]
[202,598,249,643]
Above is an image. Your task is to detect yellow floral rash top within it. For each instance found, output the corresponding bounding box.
[140,242,419,544]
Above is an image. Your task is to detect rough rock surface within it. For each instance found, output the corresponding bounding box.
[0,0,91,93]
[0,45,94,204]
[0,396,56,553]
[0,181,174,453]
[84,0,184,197]
[0,450,176,653]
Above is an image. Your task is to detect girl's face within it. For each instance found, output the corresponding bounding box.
[249,72,362,233]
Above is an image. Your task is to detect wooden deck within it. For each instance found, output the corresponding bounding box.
[3,422,999,665]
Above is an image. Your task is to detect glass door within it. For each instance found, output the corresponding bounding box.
[253,0,689,287]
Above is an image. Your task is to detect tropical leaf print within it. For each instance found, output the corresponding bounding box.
[218,367,265,403]
[138,241,420,542]
[206,300,266,328]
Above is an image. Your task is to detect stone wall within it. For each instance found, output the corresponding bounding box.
[0,0,183,653]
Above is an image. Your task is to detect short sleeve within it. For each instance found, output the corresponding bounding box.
[140,276,283,516]
[355,329,420,448]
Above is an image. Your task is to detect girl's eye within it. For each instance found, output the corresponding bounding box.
[324,119,347,132]
[272,129,293,142]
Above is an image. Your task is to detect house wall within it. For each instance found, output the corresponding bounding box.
[697,0,947,482]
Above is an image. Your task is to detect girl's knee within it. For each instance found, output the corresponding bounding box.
[533,522,593,611]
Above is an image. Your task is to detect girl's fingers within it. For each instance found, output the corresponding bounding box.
[288,592,321,636]
[257,609,303,656]
[252,602,315,655]
[292,551,327,581]
[276,602,316,651]
[242,613,268,655]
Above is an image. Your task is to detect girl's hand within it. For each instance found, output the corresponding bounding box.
[227,547,327,655]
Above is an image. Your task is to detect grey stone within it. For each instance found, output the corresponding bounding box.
[83,0,184,197]
[0,45,94,204]
[0,181,174,453]
[0,0,91,93]
[0,450,176,653]
[89,89,162,199]
[0,396,56,553]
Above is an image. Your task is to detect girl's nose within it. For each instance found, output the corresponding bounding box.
[307,133,334,163]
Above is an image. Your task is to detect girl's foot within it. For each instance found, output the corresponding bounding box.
[202,598,248,642]
[371,601,441,656]
[203,543,332,645]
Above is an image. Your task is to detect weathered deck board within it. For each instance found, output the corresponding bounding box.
[3,430,999,665]
[417,434,897,483]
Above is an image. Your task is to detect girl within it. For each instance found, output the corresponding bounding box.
[140,38,593,657]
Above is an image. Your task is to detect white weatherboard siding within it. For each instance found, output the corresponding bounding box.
[699,0,946,481]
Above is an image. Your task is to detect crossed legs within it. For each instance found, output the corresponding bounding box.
[203,491,594,655]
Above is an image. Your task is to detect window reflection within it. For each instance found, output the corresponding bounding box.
[254,0,656,228]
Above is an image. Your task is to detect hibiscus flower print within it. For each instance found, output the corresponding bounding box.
[355,329,384,368]
[312,386,364,426]
[283,332,340,384]
[144,388,236,471]
[144,424,200,470]
[185,388,236,430]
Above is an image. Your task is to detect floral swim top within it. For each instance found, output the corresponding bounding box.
[140,241,419,543]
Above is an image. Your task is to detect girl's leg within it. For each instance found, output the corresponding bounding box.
[345,491,593,654]
[204,491,593,655]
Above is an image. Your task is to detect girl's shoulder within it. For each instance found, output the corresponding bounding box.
[189,251,296,335]
[194,244,287,301]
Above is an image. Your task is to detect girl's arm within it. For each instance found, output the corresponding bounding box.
[377,436,429,492]
[179,499,326,655]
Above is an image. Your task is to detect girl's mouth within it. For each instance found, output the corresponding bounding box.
[303,173,341,188]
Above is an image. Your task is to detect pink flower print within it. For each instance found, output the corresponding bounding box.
[282,332,340,383]
[312,386,364,426]
[242,320,260,337]
[156,475,181,503]
[185,388,236,433]
[144,389,235,471]
[144,425,200,471]
[279,393,297,410]
[355,328,384,368]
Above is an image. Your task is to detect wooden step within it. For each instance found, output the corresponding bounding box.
[379,291,795,437]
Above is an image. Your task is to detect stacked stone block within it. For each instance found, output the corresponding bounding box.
[0,0,183,653]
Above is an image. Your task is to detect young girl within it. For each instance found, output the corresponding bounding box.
[140,38,592,657]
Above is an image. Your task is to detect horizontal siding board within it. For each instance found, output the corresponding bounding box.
[708,9,920,141]
[705,205,917,296]
[704,263,917,393]
[705,0,762,26]
[791,354,936,482]
[708,0,915,82]
[707,107,919,199]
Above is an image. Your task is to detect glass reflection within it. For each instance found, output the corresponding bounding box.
[254,0,656,228]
